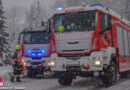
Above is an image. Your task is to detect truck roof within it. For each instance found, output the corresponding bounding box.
[23,26,47,32]
[55,4,130,25]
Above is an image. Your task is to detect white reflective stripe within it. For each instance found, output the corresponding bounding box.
[112,20,129,30]
[120,68,130,72]
[120,63,129,66]
[119,62,130,72]
[0,82,3,86]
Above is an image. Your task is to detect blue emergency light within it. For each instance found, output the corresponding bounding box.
[56,8,65,11]
[27,48,47,57]
[32,53,36,56]
[38,53,42,56]
[27,49,32,53]
[41,49,46,53]
[90,4,104,8]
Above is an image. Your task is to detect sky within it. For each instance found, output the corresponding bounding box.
[3,0,33,9]
[2,0,56,25]
[2,0,55,9]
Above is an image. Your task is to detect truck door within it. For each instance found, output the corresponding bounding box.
[128,32,130,69]
[99,12,113,48]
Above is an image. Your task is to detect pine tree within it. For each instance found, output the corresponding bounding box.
[25,0,43,27]
[66,0,81,7]
[0,0,10,65]
[35,0,43,26]
[124,0,130,20]
[65,0,102,7]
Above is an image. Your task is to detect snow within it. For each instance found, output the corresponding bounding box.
[3,75,130,90]
[0,66,129,90]
[0,66,12,76]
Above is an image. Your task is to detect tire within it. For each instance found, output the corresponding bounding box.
[102,61,118,87]
[120,72,129,79]
[58,73,73,85]
[27,70,36,78]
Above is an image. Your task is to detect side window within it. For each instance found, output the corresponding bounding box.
[117,27,125,56]
[47,19,51,33]
[128,32,130,56]
[101,13,106,31]
[18,33,23,45]
[107,14,112,29]
[123,30,129,57]
[101,12,112,31]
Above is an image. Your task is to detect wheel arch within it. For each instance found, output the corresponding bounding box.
[111,54,118,65]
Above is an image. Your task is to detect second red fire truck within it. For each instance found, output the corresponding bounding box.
[18,26,51,77]
[47,4,130,86]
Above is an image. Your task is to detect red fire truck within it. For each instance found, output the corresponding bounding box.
[18,26,51,77]
[47,4,130,86]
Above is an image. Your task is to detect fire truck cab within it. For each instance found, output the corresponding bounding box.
[18,26,51,77]
[47,4,130,86]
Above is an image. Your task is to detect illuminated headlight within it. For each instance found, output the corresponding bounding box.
[94,60,101,66]
[22,59,25,62]
[48,61,55,66]
[24,62,26,66]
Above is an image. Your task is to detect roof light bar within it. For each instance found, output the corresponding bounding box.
[90,4,104,8]
[56,8,65,11]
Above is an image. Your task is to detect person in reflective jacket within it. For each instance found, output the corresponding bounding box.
[10,45,23,82]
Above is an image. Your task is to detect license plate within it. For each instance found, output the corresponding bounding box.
[44,71,51,76]
[67,61,79,65]
[32,65,37,68]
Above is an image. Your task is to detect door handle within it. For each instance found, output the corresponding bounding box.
[104,33,108,39]
[67,42,79,44]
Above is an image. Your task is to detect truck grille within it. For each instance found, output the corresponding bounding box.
[66,65,81,71]
[31,62,42,65]
[62,49,85,52]
[58,53,90,60]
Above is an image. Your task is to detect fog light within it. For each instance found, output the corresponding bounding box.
[50,61,55,66]
[22,59,25,62]
[94,60,101,65]
[48,63,51,66]
[48,61,55,66]
[24,62,26,66]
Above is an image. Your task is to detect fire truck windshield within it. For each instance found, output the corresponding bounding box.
[54,10,97,32]
[23,31,50,44]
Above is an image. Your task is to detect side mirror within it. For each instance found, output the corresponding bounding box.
[42,61,45,63]
[27,61,30,63]
[98,30,105,35]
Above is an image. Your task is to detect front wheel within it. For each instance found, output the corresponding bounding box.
[58,73,73,85]
[120,72,130,79]
[102,61,118,87]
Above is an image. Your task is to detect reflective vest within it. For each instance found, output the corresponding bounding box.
[12,51,26,72]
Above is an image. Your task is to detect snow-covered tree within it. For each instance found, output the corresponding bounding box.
[0,0,10,65]
[124,0,130,20]
[65,0,102,7]
[66,0,81,7]
[25,0,43,27]
[5,6,24,56]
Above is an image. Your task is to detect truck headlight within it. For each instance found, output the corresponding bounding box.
[48,61,55,66]
[22,59,25,62]
[24,62,26,66]
[22,60,26,66]
[94,60,101,66]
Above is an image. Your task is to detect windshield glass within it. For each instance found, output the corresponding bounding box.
[24,31,50,44]
[54,10,97,32]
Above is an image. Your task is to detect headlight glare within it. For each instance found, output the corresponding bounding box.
[50,61,55,66]
[94,60,101,65]
[48,61,55,66]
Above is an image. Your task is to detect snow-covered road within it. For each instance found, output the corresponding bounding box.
[0,66,130,90]
[7,76,130,90]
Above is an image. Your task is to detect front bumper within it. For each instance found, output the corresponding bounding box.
[48,53,104,72]
[22,57,50,67]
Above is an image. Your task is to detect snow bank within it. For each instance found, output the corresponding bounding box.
[0,65,12,86]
